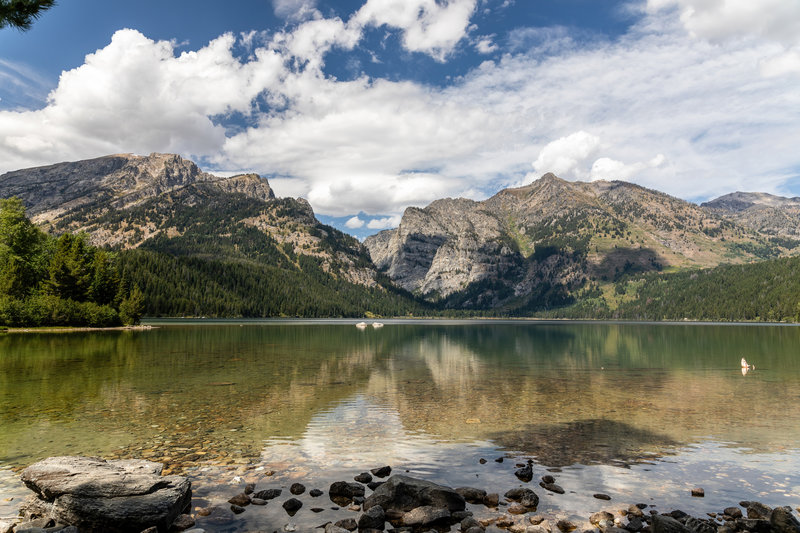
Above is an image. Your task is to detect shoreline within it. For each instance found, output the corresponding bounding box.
[6,458,800,533]
[0,324,156,334]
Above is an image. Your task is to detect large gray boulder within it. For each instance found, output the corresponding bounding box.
[19,456,191,533]
[363,475,465,513]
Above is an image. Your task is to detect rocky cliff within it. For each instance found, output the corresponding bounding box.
[0,153,377,289]
[702,192,800,238]
[366,174,791,310]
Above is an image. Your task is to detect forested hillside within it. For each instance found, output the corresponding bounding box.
[0,198,142,327]
[541,256,800,322]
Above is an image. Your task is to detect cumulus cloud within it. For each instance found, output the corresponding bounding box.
[1,0,799,224]
[354,0,478,61]
[475,36,498,54]
[648,0,800,74]
[590,154,666,182]
[367,215,403,229]
[530,131,600,179]
[345,216,365,229]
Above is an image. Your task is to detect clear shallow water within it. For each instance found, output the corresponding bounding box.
[1,320,799,530]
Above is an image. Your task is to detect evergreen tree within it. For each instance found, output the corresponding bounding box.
[0,0,56,31]
[0,197,47,298]
[119,284,144,325]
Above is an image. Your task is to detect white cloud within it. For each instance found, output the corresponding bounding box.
[475,36,498,54]
[345,216,365,229]
[531,131,600,179]
[647,0,800,47]
[590,154,666,182]
[354,0,478,61]
[367,215,403,229]
[273,0,320,22]
[1,1,799,222]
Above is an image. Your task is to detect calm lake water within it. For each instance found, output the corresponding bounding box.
[1,320,799,531]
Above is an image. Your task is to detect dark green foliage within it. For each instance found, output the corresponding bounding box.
[0,198,125,327]
[612,257,800,322]
[0,0,55,30]
[119,284,144,325]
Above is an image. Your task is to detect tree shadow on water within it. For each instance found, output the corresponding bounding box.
[489,419,679,468]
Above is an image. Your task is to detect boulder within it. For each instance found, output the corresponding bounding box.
[19,456,191,533]
[329,481,365,505]
[362,475,465,513]
[771,507,800,533]
[651,515,690,533]
[456,487,487,504]
[401,505,451,527]
[358,505,386,530]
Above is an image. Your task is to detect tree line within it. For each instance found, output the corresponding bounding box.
[0,198,143,327]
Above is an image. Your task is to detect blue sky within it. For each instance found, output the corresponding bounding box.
[1,0,799,239]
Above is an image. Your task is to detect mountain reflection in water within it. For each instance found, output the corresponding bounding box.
[1,320,799,527]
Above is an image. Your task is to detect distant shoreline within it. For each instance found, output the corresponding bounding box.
[0,325,155,334]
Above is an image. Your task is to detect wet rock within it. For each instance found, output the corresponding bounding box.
[310,489,324,497]
[371,466,392,478]
[557,519,577,532]
[666,511,689,521]
[230,504,245,514]
[462,516,481,530]
[282,498,303,516]
[19,456,192,533]
[484,493,500,507]
[367,481,385,491]
[250,498,267,506]
[736,518,773,533]
[747,502,773,520]
[509,503,528,515]
[684,517,715,533]
[335,517,358,530]
[594,494,612,501]
[456,487,487,504]
[625,517,644,531]
[541,475,555,484]
[770,506,800,533]
[402,506,451,527]
[505,488,539,508]
[311,507,325,513]
[290,483,306,495]
[355,473,374,484]
[539,482,564,494]
[359,505,386,530]
[528,526,551,533]
[628,505,644,518]
[452,510,473,521]
[228,493,251,506]
[325,524,351,533]
[252,488,282,500]
[591,512,615,525]
[515,461,534,483]
[690,488,704,498]
[604,527,631,533]
[329,481,365,506]
[244,483,255,495]
[363,475,465,513]
[479,459,488,464]
[171,514,196,531]
[723,507,742,519]
[651,515,690,533]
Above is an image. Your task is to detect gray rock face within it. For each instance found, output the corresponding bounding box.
[651,515,691,533]
[363,475,465,513]
[19,456,191,533]
[702,192,800,237]
[401,505,451,527]
[771,507,800,533]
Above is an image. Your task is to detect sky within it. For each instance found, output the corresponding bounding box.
[1,0,799,239]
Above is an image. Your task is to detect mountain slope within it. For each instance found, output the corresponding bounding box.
[366,173,791,311]
[702,191,800,239]
[0,153,423,317]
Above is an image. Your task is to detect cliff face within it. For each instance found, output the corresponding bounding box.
[365,174,791,309]
[0,153,377,289]
[702,192,800,237]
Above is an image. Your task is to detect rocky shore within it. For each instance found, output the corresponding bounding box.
[2,456,798,533]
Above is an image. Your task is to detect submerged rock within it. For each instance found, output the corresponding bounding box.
[370,466,392,478]
[19,456,191,533]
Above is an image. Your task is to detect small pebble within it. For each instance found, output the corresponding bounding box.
[692,488,705,497]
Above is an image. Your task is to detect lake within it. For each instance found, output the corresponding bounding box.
[1,320,799,531]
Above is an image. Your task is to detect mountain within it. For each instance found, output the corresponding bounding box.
[0,153,423,318]
[365,173,795,311]
[702,191,800,239]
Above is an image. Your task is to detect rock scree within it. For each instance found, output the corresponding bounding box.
[18,456,191,533]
